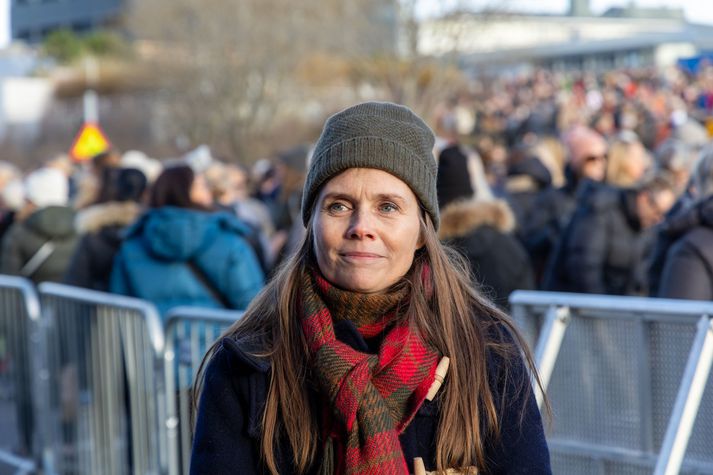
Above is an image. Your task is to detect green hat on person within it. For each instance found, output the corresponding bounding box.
[301,101,440,229]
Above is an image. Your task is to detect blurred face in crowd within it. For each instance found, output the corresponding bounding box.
[623,142,651,184]
[637,188,676,229]
[228,166,250,201]
[190,174,213,207]
[312,168,423,294]
[569,129,607,181]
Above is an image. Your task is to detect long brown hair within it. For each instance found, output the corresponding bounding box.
[194,212,545,474]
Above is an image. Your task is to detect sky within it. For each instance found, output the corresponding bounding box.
[416,0,713,25]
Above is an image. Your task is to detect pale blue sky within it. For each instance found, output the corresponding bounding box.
[417,0,713,25]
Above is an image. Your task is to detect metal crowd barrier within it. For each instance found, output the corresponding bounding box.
[163,307,243,475]
[510,291,713,475]
[0,275,41,475]
[37,282,166,475]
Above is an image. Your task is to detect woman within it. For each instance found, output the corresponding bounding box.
[191,102,550,474]
[109,164,264,317]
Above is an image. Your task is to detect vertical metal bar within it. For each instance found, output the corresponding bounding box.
[654,316,713,475]
[533,305,571,408]
[636,319,654,453]
[164,321,179,475]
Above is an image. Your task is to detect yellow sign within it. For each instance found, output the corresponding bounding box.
[69,122,111,162]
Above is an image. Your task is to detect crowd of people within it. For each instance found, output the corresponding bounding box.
[0,66,711,320]
[0,64,711,474]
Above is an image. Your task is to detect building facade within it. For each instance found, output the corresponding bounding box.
[1,0,124,46]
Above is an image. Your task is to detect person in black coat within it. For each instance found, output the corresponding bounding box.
[504,150,553,237]
[545,174,676,295]
[64,168,147,291]
[657,151,713,299]
[439,198,535,310]
[522,126,608,287]
[437,147,534,310]
[658,207,713,300]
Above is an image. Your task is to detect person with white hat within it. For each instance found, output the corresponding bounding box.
[0,167,78,284]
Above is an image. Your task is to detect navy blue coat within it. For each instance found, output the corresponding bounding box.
[191,319,551,474]
[110,207,264,317]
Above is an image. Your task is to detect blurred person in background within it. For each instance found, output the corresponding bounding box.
[605,132,652,188]
[204,160,273,273]
[0,162,22,240]
[121,150,163,184]
[0,168,78,284]
[191,102,550,475]
[109,164,264,317]
[72,150,122,209]
[657,150,713,300]
[438,151,534,310]
[64,168,147,291]
[545,173,676,295]
[522,126,608,287]
[646,139,703,294]
[267,145,310,268]
[503,145,552,234]
[655,139,701,195]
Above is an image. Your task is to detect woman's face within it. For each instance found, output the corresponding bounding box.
[312,168,424,294]
[190,174,213,207]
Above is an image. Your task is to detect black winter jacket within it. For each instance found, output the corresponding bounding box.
[658,223,713,300]
[520,169,591,286]
[191,319,551,475]
[649,195,713,297]
[439,199,535,310]
[544,184,651,295]
[64,201,143,291]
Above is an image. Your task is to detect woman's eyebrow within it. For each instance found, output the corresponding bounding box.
[375,193,407,205]
[320,192,352,202]
[320,192,408,204]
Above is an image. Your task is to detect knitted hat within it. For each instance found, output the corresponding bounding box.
[302,102,439,228]
[24,168,68,208]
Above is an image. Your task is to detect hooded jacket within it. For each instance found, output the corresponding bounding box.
[109,207,264,317]
[0,205,78,284]
[439,199,534,309]
[64,201,143,291]
[191,319,551,475]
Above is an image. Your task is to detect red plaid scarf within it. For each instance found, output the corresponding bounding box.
[300,269,440,475]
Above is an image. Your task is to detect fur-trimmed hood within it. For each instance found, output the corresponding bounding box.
[439,199,516,240]
[75,201,143,234]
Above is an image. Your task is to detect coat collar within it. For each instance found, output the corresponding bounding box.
[75,201,143,234]
[438,199,516,241]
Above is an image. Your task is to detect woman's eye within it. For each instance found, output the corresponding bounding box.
[328,202,349,213]
[379,202,398,213]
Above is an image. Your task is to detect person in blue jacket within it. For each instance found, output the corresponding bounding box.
[109,164,264,317]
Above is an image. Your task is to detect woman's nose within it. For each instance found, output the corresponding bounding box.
[346,210,376,240]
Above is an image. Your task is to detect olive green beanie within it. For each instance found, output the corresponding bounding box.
[301,101,439,229]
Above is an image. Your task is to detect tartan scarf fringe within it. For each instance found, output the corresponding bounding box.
[300,269,439,475]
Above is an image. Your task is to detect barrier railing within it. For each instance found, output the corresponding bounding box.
[5,275,710,475]
[163,307,243,475]
[510,291,713,475]
[37,282,166,475]
[0,275,41,475]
